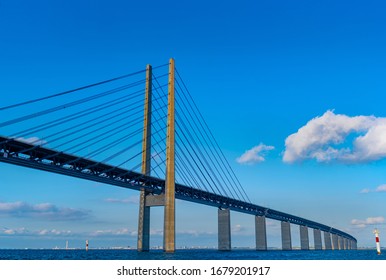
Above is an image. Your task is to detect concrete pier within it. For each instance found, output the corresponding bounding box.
[300,225,309,250]
[281,221,292,250]
[338,236,343,250]
[332,234,339,250]
[255,216,267,250]
[351,240,357,250]
[313,229,322,250]
[137,190,150,251]
[218,208,231,251]
[324,232,332,250]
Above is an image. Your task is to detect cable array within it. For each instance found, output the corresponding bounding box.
[0,62,250,203]
[0,64,169,174]
[174,68,251,202]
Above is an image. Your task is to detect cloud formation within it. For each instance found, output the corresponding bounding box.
[360,184,386,194]
[0,201,90,220]
[237,143,274,164]
[360,188,371,194]
[351,216,385,228]
[232,224,247,234]
[104,196,139,204]
[0,226,222,245]
[0,227,72,236]
[89,228,214,238]
[90,228,137,237]
[283,110,386,163]
[177,230,215,237]
[375,185,386,192]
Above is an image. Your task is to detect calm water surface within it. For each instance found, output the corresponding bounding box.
[0,249,383,260]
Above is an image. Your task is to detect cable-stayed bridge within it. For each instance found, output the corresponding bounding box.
[0,59,356,252]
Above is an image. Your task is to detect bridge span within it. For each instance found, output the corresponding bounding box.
[0,59,356,252]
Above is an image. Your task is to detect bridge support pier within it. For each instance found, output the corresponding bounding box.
[338,236,343,250]
[324,232,332,250]
[255,216,267,250]
[137,190,150,251]
[218,208,231,251]
[300,225,309,250]
[332,234,339,250]
[313,229,322,250]
[281,221,292,250]
[138,193,165,251]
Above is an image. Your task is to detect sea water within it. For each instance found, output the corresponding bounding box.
[0,249,383,260]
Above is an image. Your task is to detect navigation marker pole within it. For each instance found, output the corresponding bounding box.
[374,229,381,255]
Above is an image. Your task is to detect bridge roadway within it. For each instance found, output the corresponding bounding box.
[0,136,356,242]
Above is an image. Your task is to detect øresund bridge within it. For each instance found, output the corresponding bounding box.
[0,59,356,252]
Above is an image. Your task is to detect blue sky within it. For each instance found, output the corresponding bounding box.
[1,0,386,249]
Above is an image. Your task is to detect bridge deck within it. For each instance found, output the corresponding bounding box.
[0,136,356,241]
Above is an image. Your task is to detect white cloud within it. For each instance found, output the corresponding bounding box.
[90,228,137,237]
[0,227,72,237]
[283,110,386,163]
[0,201,90,220]
[177,230,215,237]
[1,227,28,235]
[359,184,386,194]
[37,229,72,236]
[360,188,370,194]
[232,224,247,233]
[375,184,386,192]
[91,228,162,237]
[104,196,139,204]
[351,216,385,228]
[90,228,217,239]
[4,229,15,235]
[237,143,274,164]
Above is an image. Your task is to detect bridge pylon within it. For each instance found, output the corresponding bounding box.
[137,64,152,252]
[137,59,176,253]
[164,58,176,252]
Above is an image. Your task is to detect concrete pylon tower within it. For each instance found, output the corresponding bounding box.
[164,58,176,252]
[137,64,152,252]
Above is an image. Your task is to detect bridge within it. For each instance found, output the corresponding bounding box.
[0,59,357,252]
